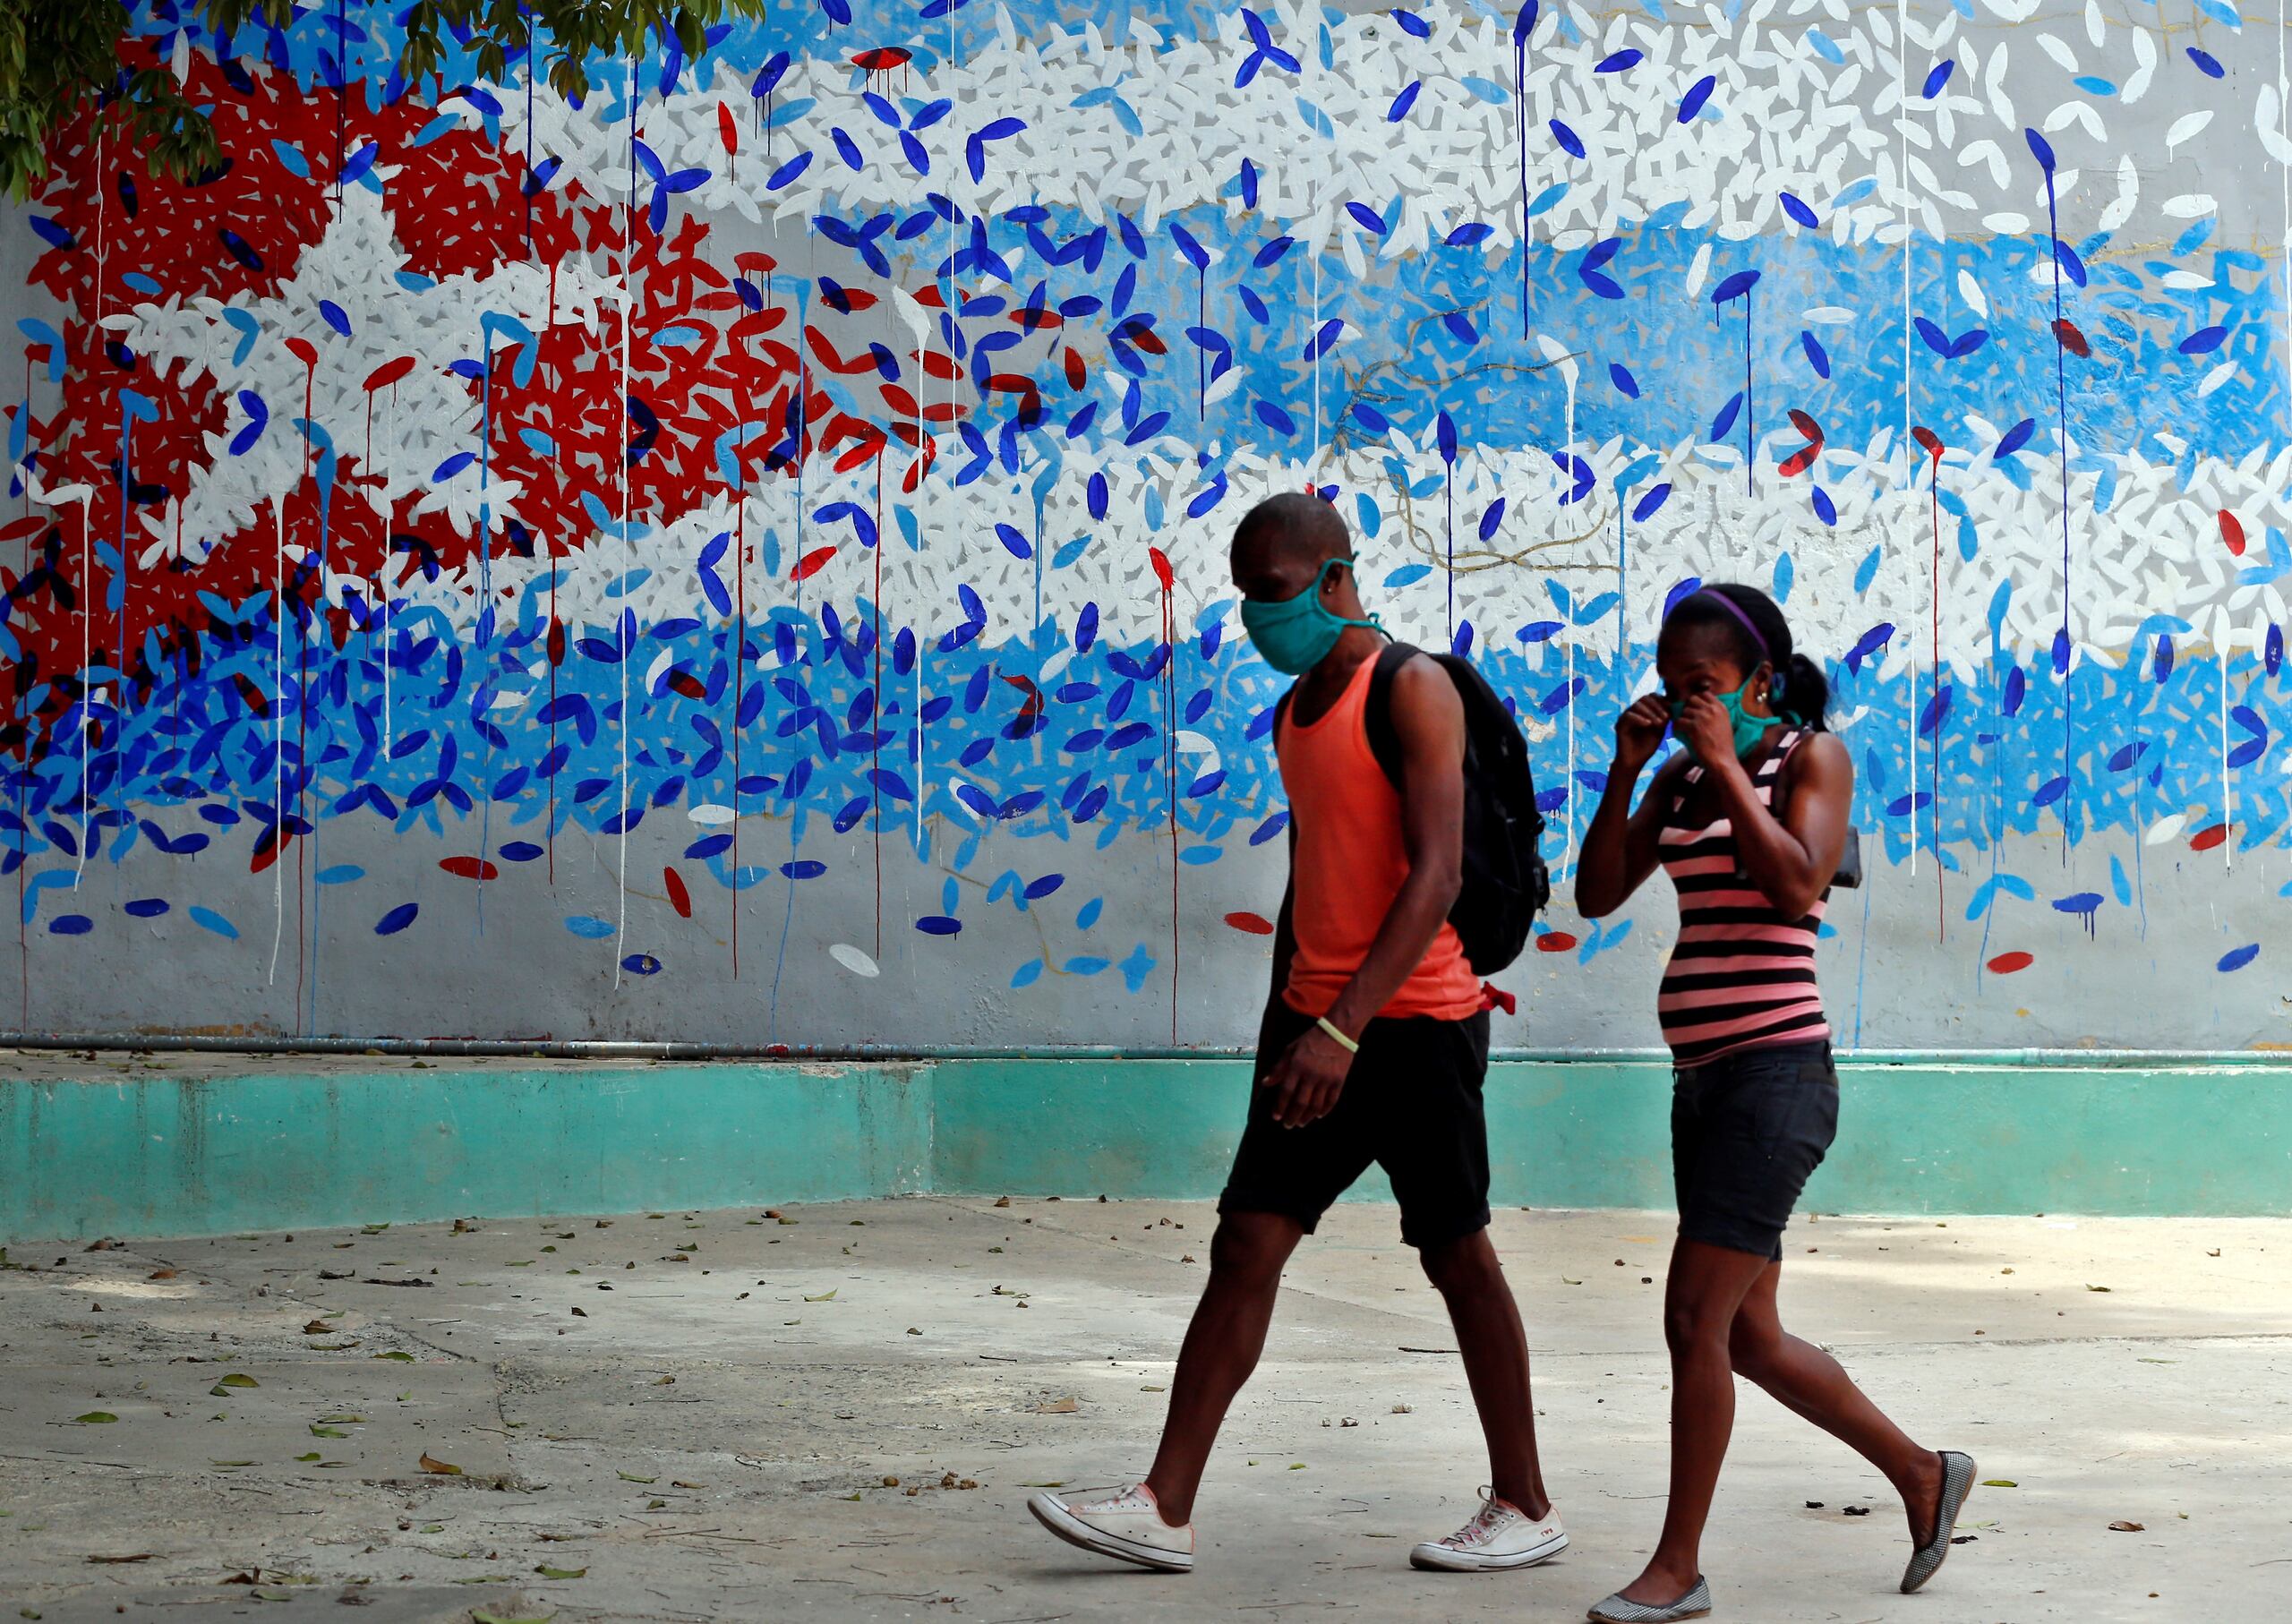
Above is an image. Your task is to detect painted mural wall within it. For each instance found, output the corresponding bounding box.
[2,0,2288,1051]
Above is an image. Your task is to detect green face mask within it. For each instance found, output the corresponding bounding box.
[1669,682,1773,763]
[1240,557,1381,675]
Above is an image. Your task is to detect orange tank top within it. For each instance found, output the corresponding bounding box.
[1275,654,1484,1022]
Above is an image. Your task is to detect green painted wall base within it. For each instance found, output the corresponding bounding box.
[4,1056,2288,1239]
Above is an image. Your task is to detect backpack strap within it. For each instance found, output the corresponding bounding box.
[1361,641,1421,792]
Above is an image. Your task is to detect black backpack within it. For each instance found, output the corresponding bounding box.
[1276,642,1550,976]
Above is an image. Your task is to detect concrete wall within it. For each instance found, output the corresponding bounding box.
[7,1053,2288,1240]
[0,4,2288,1054]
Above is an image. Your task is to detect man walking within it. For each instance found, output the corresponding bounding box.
[1027,493,1563,1575]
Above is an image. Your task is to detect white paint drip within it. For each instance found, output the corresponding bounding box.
[268,493,286,985]
[613,75,635,988]
[1900,0,1918,884]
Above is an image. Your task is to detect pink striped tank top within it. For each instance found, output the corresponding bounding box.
[1656,731,1832,1067]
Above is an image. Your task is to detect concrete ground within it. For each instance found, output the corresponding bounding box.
[2,1200,2287,1623]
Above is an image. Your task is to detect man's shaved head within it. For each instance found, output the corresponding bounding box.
[1228,491,1367,621]
[1230,492,1349,572]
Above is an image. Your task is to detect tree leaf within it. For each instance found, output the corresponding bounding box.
[535,1564,588,1579]
[74,1411,118,1423]
[418,1454,464,1475]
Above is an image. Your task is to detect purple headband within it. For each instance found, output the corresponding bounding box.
[1684,589,1769,664]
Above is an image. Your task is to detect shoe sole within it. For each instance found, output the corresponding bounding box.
[1028,1496,1193,1573]
[1587,1610,1709,1623]
[1409,1529,1569,1572]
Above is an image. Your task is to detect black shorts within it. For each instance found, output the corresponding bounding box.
[1672,1040,1839,1261]
[1219,1001,1492,1250]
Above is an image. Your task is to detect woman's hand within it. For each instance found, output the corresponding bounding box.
[1673,692,1736,768]
[1613,694,1672,774]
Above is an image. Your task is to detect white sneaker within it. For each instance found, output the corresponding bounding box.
[1409,1489,1569,1571]
[1028,1483,1194,1573]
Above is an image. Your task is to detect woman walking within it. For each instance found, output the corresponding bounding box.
[1572,584,1974,1622]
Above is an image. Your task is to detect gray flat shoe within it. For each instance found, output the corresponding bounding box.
[1587,1577,1712,1622]
[1900,1449,1977,1594]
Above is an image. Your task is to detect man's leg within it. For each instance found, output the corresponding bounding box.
[1141,1209,1307,1525]
[1420,1229,1551,1519]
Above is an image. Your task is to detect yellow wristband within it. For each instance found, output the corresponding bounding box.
[1315,1016,1359,1055]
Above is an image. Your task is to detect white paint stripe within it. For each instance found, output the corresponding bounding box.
[459,0,2226,255]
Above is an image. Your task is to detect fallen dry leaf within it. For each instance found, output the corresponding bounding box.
[147,1269,177,1280]
[302,1320,330,1335]
[418,1454,464,1476]
[2109,1520,2145,1533]
[85,1552,158,1564]
[1033,1397,1078,1415]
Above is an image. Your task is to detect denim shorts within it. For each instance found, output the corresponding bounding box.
[1671,1040,1839,1261]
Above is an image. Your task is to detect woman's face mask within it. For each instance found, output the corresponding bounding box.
[1240,557,1380,675]
[1669,678,1773,762]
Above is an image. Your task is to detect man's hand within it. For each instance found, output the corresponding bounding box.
[1673,692,1737,769]
[1261,1024,1356,1127]
[1613,694,1672,774]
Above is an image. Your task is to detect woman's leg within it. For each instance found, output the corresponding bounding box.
[1614,1237,1775,1605]
[1726,1264,1945,1543]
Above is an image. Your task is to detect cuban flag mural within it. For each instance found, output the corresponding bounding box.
[4,0,2289,1047]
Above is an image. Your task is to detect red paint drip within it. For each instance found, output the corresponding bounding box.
[872,449,885,959]
[1158,553,1178,1043]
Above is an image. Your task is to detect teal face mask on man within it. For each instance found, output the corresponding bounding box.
[1240,557,1381,675]
[1669,683,1773,762]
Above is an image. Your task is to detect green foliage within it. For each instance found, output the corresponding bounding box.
[0,0,765,201]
